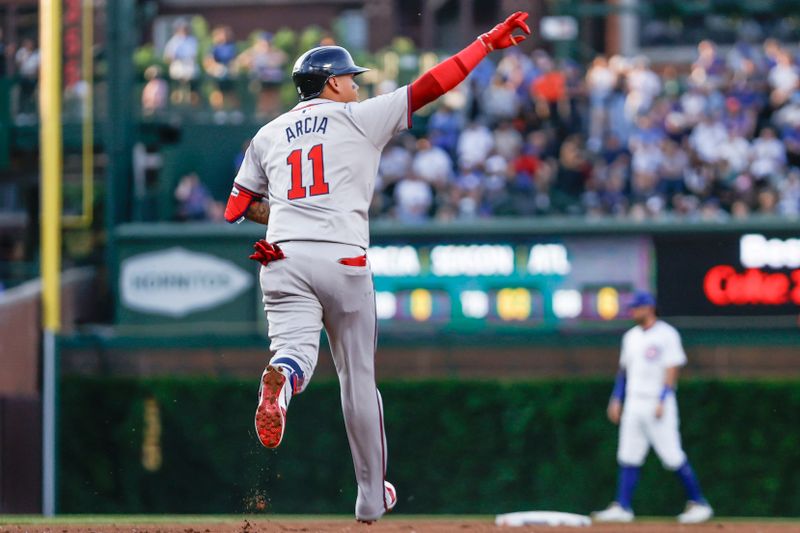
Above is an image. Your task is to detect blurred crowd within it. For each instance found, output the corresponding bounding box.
[6,16,800,222]
[141,19,293,118]
[1,27,41,117]
[372,38,800,222]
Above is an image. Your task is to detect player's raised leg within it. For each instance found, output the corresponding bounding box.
[255,364,292,449]
[256,257,323,448]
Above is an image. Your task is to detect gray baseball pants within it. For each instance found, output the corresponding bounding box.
[259,240,388,521]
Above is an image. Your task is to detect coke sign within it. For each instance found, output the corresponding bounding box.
[655,232,800,317]
[703,265,800,306]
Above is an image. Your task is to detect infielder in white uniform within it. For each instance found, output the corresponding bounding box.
[223,12,531,523]
[592,291,714,524]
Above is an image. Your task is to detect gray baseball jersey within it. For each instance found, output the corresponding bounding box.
[241,86,410,521]
[234,86,412,248]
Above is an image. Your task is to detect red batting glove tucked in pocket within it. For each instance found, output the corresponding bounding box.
[249,239,286,266]
[338,254,367,267]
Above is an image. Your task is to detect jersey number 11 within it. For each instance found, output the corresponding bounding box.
[287,144,329,200]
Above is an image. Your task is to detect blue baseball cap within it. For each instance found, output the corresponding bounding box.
[628,290,656,309]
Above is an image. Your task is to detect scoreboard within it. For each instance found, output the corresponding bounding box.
[367,236,654,333]
[656,231,800,323]
[113,222,800,332]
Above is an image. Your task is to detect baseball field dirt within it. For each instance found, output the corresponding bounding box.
[2,517,800,533]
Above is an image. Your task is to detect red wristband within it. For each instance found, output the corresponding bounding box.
[224,184,262,223]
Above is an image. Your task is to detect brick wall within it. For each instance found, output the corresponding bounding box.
[0,267,97,395]
[60,342,800,380]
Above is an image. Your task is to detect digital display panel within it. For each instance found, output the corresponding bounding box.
[368,237,655,333]
[656,232,800,318]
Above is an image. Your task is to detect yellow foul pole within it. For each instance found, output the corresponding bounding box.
[40,0,62,331]
[40,0,62,517]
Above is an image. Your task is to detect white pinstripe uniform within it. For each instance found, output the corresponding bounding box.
[617,320,688,469]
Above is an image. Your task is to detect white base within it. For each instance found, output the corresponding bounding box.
[495,511,592,527]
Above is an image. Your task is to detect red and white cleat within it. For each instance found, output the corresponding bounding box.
[384,481,397,512]
[356,482,397,524]
[254,365,290,448]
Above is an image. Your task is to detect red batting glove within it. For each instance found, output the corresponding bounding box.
[479,11,531,52]
[249,239,285,266]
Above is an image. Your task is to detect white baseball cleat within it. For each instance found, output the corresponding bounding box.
[591,502,634,523]
[384,480,397,512]
[254,365,292,448]
[678,501,714,524]
[357,481,397,524]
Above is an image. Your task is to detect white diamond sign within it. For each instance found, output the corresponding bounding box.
[120,247,253,317]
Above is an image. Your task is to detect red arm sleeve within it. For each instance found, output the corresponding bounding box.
[224,183,263,223]
[409,39,488,112]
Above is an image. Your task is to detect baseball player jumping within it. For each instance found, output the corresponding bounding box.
[592,291,714,524]
[223,12,530,523]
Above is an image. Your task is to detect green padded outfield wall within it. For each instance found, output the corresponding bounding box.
[113,218,800,333]
[114,223,265,328]
[59,376,800,516]
[157,124,260,221]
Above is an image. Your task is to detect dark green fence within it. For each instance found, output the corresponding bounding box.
[60,377,800,516]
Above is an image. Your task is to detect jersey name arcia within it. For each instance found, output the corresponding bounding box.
[285,116,328,143]
[233,86,411,249]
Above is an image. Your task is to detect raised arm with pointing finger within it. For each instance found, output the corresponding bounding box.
[409,11,530,112]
